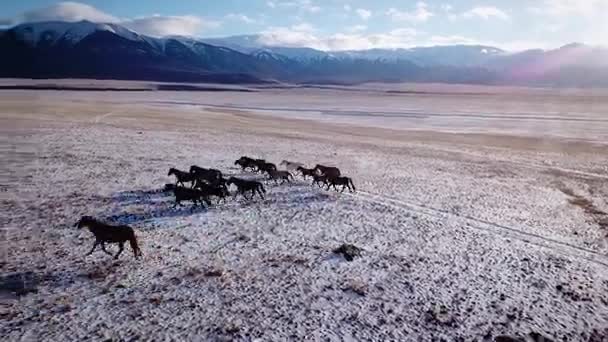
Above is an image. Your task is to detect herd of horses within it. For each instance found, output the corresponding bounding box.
[76,156,356,259]
[167,156,356,207]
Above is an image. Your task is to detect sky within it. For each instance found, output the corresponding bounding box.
[0,1,606,51]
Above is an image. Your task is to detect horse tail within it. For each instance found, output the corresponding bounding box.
[349,178,356,192]
[129,232,142,258]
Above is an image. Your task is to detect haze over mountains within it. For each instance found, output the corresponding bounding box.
[1,20,607,87]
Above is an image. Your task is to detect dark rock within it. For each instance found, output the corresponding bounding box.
[333,244,362,261]
[204,269,223,277]
[424,305,456,327]
[494,336,525,342]
[0,272,39,296]
[529,332,555,342]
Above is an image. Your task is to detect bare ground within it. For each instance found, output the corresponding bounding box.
[1,86,608,341]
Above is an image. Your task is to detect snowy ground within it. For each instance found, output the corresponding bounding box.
[1,84,608,341]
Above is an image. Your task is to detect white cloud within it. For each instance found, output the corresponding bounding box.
[266,0,321,13]
[528,0,608,46]
[356,9,372,20]
[462,6,510,21]
[346,25,367,33]
[258,25,423,51]
[2,1,219,37]
[291,22,315,32]
[16,2,119,24]
[225,13,256,24]
[441,4,453,12]
[343,5,352,12]
[529,0,607,17]
[386,2,434,23]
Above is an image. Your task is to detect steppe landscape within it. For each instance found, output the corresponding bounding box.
[2,81,608,341]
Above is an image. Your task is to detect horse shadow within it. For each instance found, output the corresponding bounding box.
[98,179,334,228]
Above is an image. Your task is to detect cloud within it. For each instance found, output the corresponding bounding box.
[441,4,453,12]
[258,25,423,50]
[386,2,434,23]
[346,25,367,33]
[2,1,219,36]
[266,0,321,13]
[461,7,510,20]
[343,5,352,12]
[225,13,257,24]
[14,2,119,24]
[528,0,608,46]
[356,9,372,20]
[123,16,220,37]
[529,0,607,17]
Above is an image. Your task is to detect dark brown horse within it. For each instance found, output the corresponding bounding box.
[173,186,212,208]
[226,177,266,200]
[235,156,257,171]
[168,168,197,187]
[194,180,230,203]
[259,162,278,174]
[75,216,142,259]
[190,165,223,184]
[267,170,293,185]
[311,174,329,188]
[326,176,356,193]
[314,164,341,179]
[297,166,316,179]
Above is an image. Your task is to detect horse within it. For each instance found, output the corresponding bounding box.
[235,157,257,171]
[297,166,317,180]
[267,170,294,185]
[226,177,266,200]
[257,162,278,175]
[314,164,341,179]
[168,168,197,187]
[311,174,329,188]
[190,165,223,184]
[326,176,356,193]
[280,160,305,171]
[173,186,212,208]
[75,216,142,259]
[194,180,230,204]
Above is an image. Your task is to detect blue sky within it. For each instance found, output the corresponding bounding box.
[1,1,606,51]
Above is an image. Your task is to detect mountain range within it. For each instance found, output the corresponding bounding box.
[1,20,607,87]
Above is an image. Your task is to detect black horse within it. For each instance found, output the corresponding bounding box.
[311,174,329,188]
[314,164,341,179]
[75,216,142,259]
[267,170,294,185]
[168,168,197,187]
[190,165,223,184]
[234,156,258,171]
[173,186,212,208]
[226,177,266,200]
[257,162,278,175]
[326,176,356,193]
[297,166,317,180]
[194,180,230,203]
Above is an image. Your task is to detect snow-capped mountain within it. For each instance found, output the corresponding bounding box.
[11,20,143,47]
[1,20,607,87]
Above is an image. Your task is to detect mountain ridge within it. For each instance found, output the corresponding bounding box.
[2,21,607,87]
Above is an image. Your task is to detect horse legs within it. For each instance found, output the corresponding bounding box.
[100,242,113,256]
[114,242,124,259]
[86,241,99,255]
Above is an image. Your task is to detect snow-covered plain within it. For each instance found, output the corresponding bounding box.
[1,84,608,341]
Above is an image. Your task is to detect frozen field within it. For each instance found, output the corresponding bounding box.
[1,84,608,341]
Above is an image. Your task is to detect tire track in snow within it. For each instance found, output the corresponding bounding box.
[348,190,608,268]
